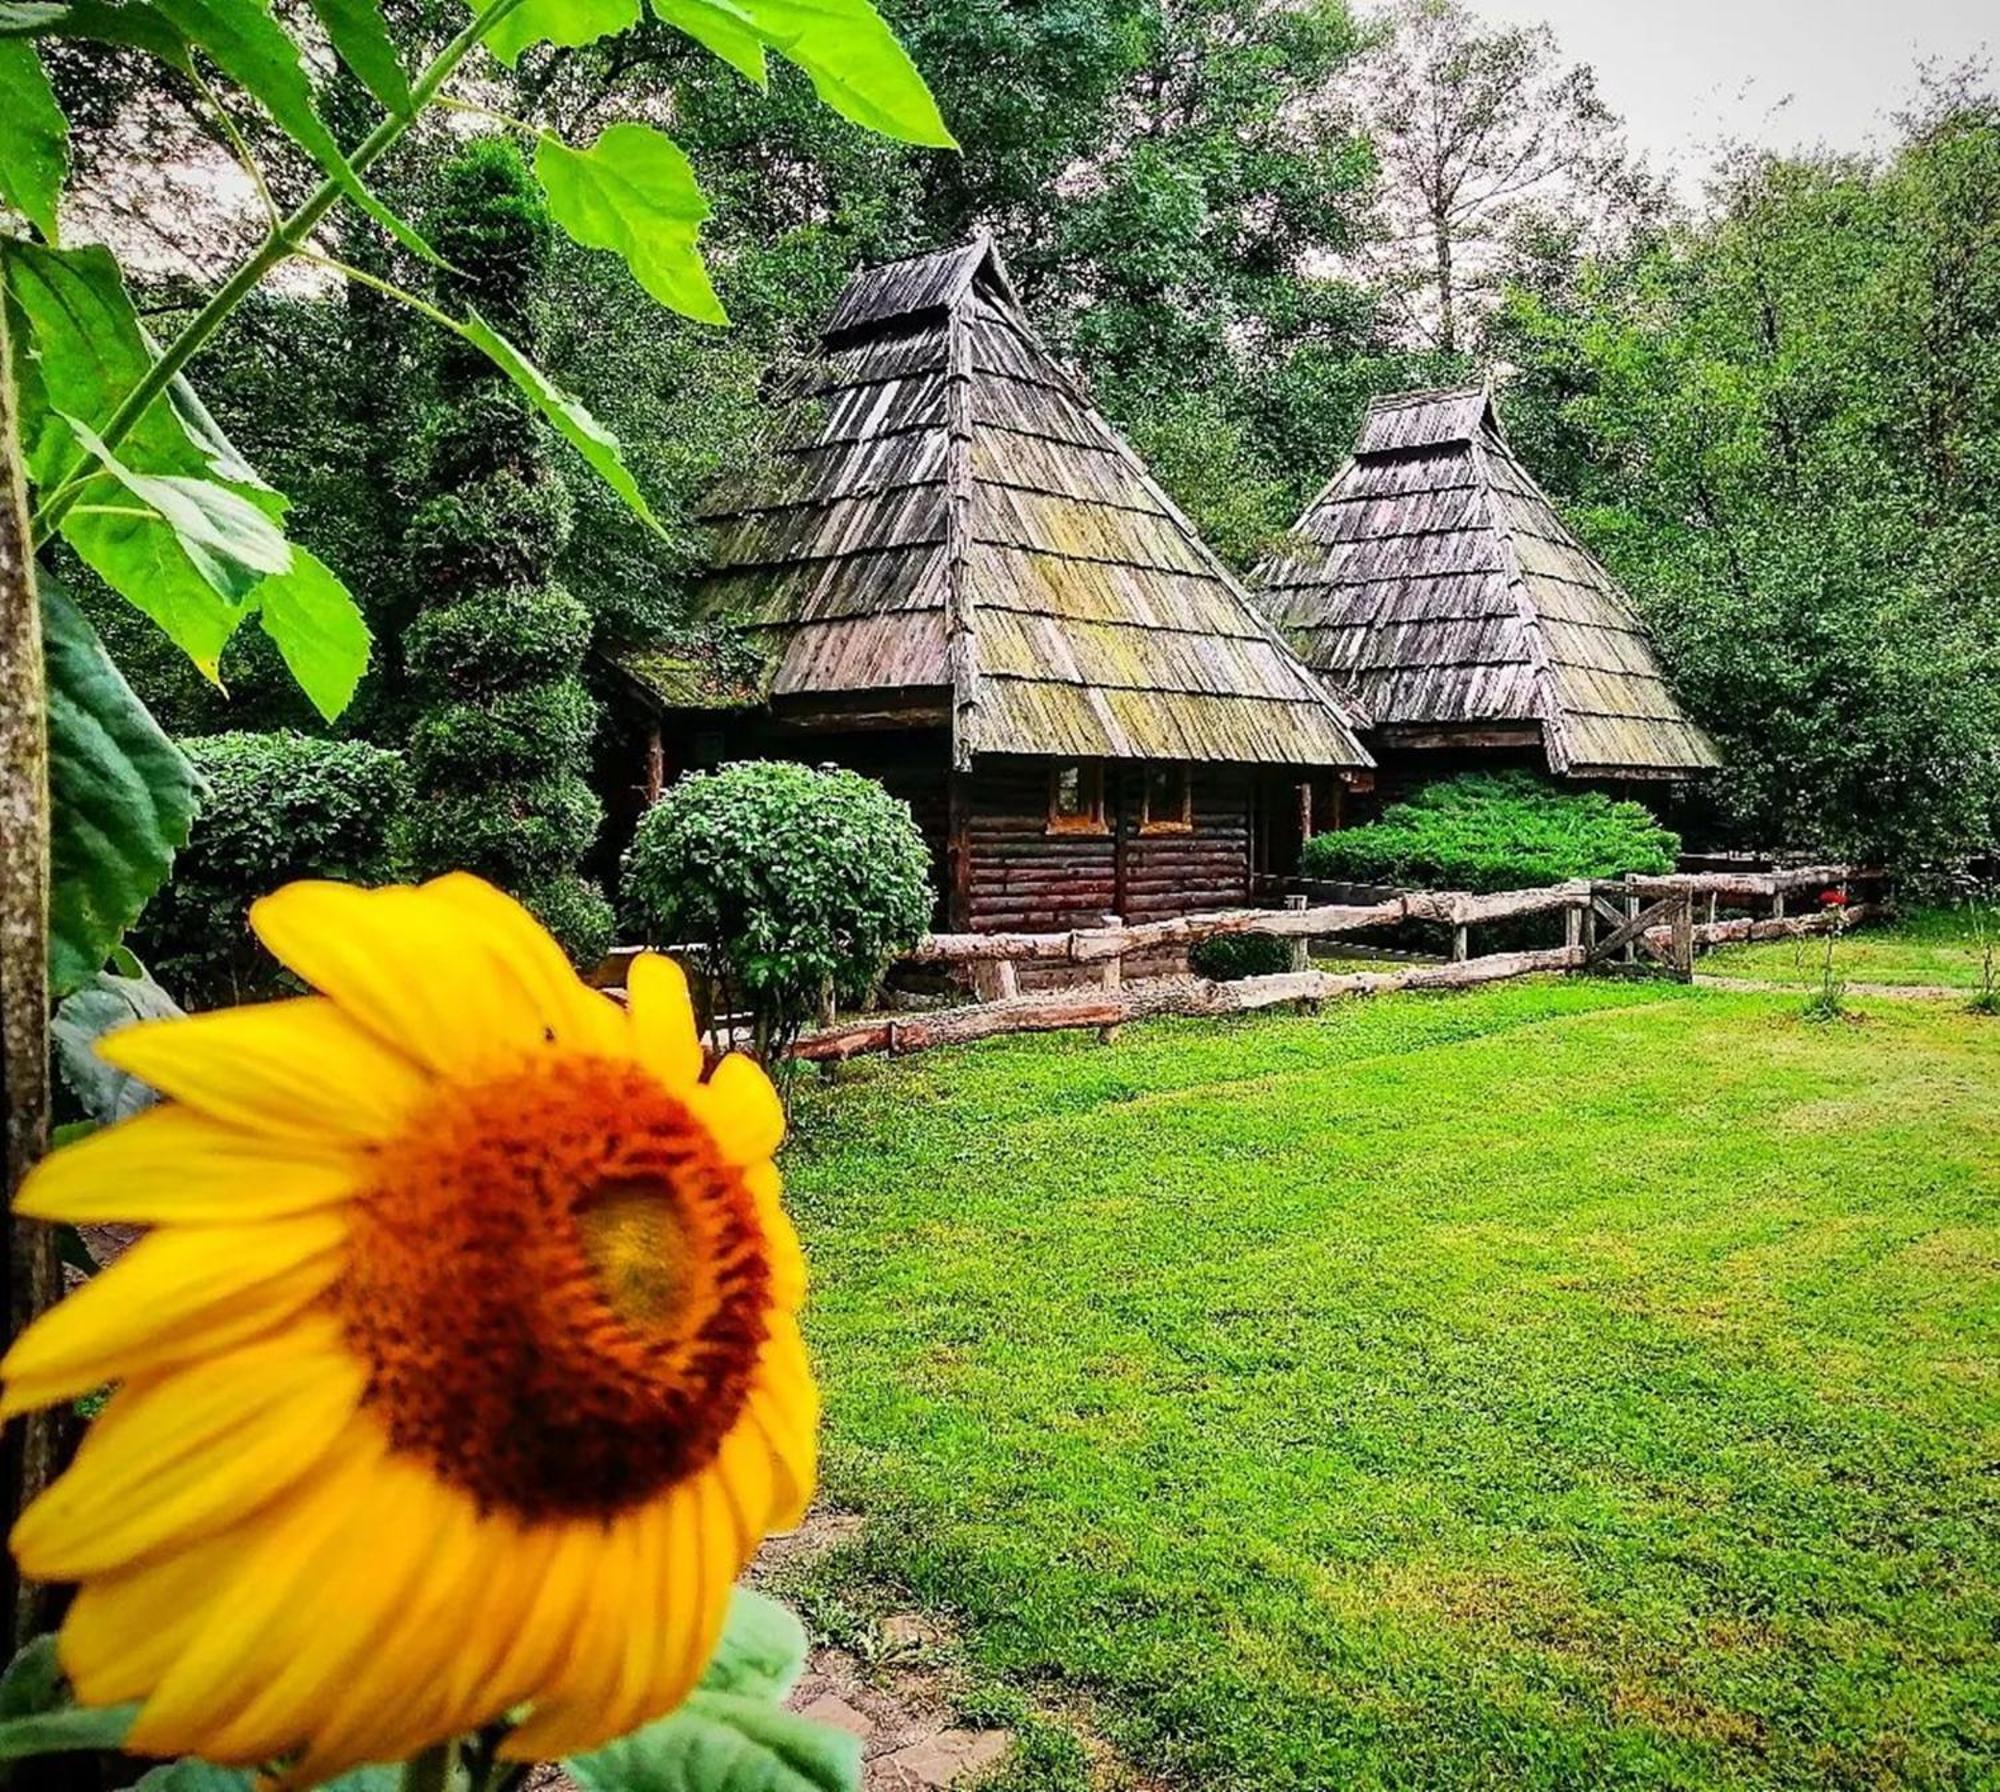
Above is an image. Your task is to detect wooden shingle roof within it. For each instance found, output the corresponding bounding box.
[695,237,1370,772]
[1256,387,1721,778]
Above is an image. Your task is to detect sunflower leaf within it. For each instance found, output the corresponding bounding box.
[43,575,202,998]
[52,969,182,1123]
[255,544,372,723]
[0,1640,135,1761]
[699,1589,810,1704]
[305,0,411,114]
[0,1638,62,1721]
[567,1691,860,1792]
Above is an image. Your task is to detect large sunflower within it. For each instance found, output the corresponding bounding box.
[2,875,816,1781]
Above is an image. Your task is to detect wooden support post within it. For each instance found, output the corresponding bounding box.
[1671,892,1695,981]
[1771,889,1786,921]
[1565,901,1582,955]
[1285,894,1309,973]
[1450,924,1469,963]
[1097,913,1123,991]
[1624,880,1640,965]
[972,960,1018,1003]
[1707,892,1719,926]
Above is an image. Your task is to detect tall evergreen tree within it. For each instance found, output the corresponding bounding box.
[401,135,615,962]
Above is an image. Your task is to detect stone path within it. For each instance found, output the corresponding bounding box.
[1695,974,1971,1000]
[758,1514,1014,1791]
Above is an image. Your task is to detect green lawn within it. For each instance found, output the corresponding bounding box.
[1703,906,1997,992]
[780,980,1999,1792]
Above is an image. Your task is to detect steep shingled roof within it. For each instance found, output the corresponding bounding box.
[1255,387,1720,778]
[693,237,1370,771]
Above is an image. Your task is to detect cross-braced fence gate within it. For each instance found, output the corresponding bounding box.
[1583,882,1696,980]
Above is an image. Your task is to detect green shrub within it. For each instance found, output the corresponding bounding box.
[402,136,610,963]
[1301,773,1679,893]
[623,761,933,1062]
[1189,932,1292,981]
[133,732,406,1007]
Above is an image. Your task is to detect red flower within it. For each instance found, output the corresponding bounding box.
[1820,889,1849,907]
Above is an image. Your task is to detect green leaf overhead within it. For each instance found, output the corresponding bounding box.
[455,309,661,531]
[0,4,74,32]
[62,414,292,602]
[145,0,442,264]
[42,578,201,1001]
[648,0,763,83]
[535,124,726,325]
[305,0,411,114]
[256,544,372,721]
[567,1692,861,1792]
[4,241,250,668]
[469,0,639,67]
[0,38,66,239]
[5,242,226,490]
[652,0,955,147]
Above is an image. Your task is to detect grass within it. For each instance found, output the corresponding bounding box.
[1703,905,1998,992]
[780,978,1999,1791]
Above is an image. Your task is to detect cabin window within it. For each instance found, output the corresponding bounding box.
[1140,763,1193,835]
[1046,760,1108,835]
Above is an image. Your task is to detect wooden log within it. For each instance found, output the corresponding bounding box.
[793,946,1585,1062]
[971,959,1018,1002]
[1450,924,1468,963]
[1097,913,1123,992]
[1645,904,1878,953]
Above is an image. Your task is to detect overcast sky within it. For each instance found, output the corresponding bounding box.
[1460,0,1994,190]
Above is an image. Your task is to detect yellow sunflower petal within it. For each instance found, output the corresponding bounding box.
[13,1105,358,1227]
[473,1516,607,1729]
[421,874,630,1058]
[60,1520,249,1707]
[694,1052,785,1167]
[745,1162,806,1311]
[496,1514,650,1760]
[250,882,572,1080]
[13,1315,364,1580]
[746,1314,820,1530]
[711,1408,780,1555]
[130,1429,442,1764]
[0,1217,347,1417]
[96,998,429,1142]
[663,1474,741,1710]
[435,1515,563,1719]
[626,951,703,1091]
[251,1480,498,1781]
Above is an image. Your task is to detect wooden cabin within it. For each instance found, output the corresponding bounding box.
[611,237,1372,937]
[1254,387,1719,805]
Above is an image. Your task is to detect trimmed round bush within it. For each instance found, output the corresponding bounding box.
[132,732,406,1007]
[404,471,576,594]
[1300,772,1679,893]
[1189,932,1292,982]
[623,761,933,1061]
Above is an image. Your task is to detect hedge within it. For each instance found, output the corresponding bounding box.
[1301,772,1679,892]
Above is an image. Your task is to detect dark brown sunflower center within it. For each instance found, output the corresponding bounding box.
[337,1057,771,1522]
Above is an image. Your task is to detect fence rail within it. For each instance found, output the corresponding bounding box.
[786,864,1887,1061]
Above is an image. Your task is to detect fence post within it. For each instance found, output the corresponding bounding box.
[972,959,1017,1003]
[1285,894,1309,973]
[1672,891,1695,982]
[1098,913,1124,992]
[1564,897,1582,960]
[1450,922,1468,963]
[1623,876,1639,965]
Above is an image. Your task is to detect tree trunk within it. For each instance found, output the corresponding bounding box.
[0,285,64,1651]
[1433,212,1457,356]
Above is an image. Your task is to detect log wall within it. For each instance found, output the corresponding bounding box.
[963,756,1253,935]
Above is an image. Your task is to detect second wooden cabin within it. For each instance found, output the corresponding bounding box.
[1254,386,1719,814]
[611,237,1373,939]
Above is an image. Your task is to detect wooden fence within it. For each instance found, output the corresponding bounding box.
[790,864,1886,1061]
